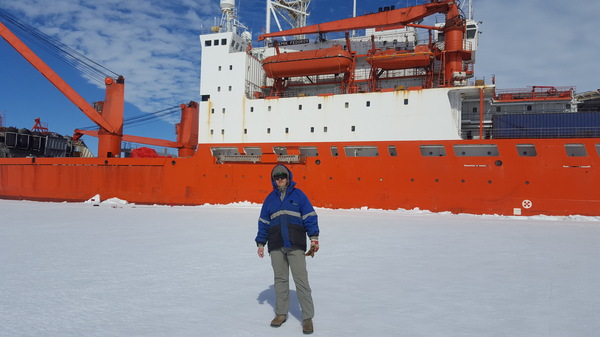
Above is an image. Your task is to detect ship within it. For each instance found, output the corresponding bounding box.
[0,0,599,216]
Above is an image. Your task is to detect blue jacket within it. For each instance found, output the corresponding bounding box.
[255,164,319,252]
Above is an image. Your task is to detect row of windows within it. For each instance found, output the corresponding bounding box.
[209,126,358,135]
[205,38,228,47]
[204,38,245,51]
[211,143,600,158]
[247,99,410,112]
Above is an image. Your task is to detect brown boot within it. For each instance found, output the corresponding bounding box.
[302,318,314,334]
[270,314,287,327]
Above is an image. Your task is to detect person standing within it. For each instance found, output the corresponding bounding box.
[255,164,320,334]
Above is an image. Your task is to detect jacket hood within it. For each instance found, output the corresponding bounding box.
[271,164,296,189]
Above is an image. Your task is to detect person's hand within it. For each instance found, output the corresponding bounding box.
[305,239,319,257]
[257,247,265,258]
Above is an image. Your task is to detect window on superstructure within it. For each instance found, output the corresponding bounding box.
[250,107,254,112]
[218,66,222,71]
[324,127,328,132]
[214,39,219,46]
[388,145,397,157]
[496,106,501,112]
[466,25,477,39]
[330,146,339,157]
[285,127,289,134]
[351,126,356,132]
[472,107,477,113]
[404,99,408,105]
[267,128,271,134]
[318,104,322,109]
[564,144,587,157]
[210,129,214,135]
[218,86,221,92]
[527,105,532,111]
[229,65,233,70]
[516,144,537,157]
[221,38,227,45]
[244,129,248,134]
[310,127,314,133]
[366,101,371,107]
[222,108,226,113]
[345,102,349,108]
[229,86,232,91]
[268,106,272,111]
[205,40,212,47]
[299,105,303,110]
[221,129,225,135]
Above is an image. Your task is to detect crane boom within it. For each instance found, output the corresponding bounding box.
[0,21,123,157]
[258,0,454,41]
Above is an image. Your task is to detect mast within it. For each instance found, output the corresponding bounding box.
[265,0,311,42]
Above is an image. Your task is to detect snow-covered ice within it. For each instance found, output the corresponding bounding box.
[1,200,600,336]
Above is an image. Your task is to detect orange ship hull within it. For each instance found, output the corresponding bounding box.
[263,45,353,78]
[1,138,599,216]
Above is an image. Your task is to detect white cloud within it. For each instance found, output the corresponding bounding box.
[2,0,220,124]
[475,0,600,92]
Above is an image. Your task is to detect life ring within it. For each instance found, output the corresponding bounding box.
[548,87,557,95]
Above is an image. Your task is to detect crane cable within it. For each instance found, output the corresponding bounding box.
[1,9,183,130]
[77,105,181,131]
[0,8,119,83]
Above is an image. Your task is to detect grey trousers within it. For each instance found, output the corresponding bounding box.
[270,247,315,320]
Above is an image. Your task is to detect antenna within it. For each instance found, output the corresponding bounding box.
[219,0,248,33]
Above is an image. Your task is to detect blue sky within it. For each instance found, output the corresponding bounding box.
[1,0,599,153]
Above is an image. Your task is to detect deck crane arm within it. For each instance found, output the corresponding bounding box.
[258,0,455,41]
[0,21,123,157]
[258,0,468,87]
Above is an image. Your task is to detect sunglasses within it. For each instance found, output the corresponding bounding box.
[274,173,288,180]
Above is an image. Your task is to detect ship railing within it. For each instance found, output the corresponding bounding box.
[491,126,600,139]
[494,86,574,101]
